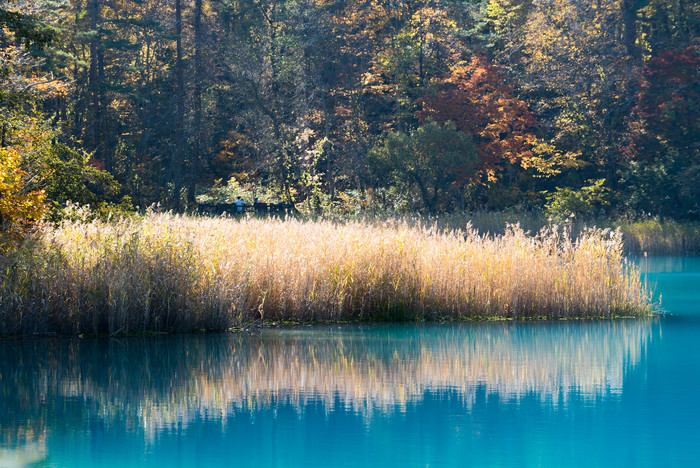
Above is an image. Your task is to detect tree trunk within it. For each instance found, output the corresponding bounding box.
[97,47,109,171]
[172,0,185,211]
[411,172,435,213]
[621,0,639,59]
[89,0,102,165]
[188,0,204,207]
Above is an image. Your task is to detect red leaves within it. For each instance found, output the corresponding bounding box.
[625,46,699,161]
[417,56,537,182]
[88,158,106,170]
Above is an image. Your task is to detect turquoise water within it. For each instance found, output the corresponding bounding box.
[1,257,698,467]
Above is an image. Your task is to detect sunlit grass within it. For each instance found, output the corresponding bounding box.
[0,212,651,335]
[428,211,700,255]
[617,218,700,255]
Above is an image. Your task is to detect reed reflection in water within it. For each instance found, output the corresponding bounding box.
[0,321,653,448]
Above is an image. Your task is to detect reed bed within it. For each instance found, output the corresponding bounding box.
[0,213,651,335]
[618,218,700,255]
[429,211,700,255]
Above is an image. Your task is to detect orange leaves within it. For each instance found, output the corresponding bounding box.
[418,55,537,180]
[17,73,70,98]
[212,130,253,178]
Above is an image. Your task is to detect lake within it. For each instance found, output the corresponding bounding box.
[1,256,698,467]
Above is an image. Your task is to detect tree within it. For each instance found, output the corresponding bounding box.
[418,55,537,184]
[622,46,700,217]
[518,0,633,180]
[214,0,327,204]
[369,120,476,212]
[42,142,121,216]
[0,137,46,230]
[171,0,185,210]
[1,0,59,230]
[3,0,697,219]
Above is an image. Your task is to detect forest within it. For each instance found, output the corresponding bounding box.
[1,0,698,228]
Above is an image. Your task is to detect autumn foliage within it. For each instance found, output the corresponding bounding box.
[3,0,699,219]
[418,56,537,182]
[0,146,46,233]
[625,46,699,161]
[623,46,700,216]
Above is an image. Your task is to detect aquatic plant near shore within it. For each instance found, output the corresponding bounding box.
[427,211,700,255]
[0,213,651,335]
[617,218,700,255]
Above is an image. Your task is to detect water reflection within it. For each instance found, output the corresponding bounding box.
[635,255,700,274]
[0,321,653,446]
[634,256,700,318]
[0,443,46,467]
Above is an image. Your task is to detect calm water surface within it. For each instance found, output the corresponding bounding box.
[1,257,699,467]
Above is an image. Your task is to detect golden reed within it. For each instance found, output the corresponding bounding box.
[0,213,651,335]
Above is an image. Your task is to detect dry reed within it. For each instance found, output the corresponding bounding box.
[618,218,700,255]
[0,213,651,335]
[429,211,700,255]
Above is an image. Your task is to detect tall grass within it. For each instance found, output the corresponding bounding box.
[617,218,700,255]
[427,211,700,255]
[0,213,651,335]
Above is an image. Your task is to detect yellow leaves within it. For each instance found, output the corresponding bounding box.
[529,139,584,177]
[409,6,457,35]
[331,0,391,41]
[0,146,47,228]
[17,75,70,98]
[486,1,508,25]
[219,130,247,154]
[0,115,59,230]
[522,0,628,99]
[361,70,396,95]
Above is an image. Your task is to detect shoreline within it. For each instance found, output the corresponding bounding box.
[0,313,660,340]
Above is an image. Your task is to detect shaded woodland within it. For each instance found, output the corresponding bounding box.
[1,0,698,227]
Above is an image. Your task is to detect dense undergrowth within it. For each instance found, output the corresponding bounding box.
[0,213,651,336]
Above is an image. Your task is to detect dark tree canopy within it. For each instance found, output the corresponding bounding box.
[1,0,698,220]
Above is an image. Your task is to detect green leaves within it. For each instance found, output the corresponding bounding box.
[0,4,57,49]
[369,120,476,212]
[544,179,611,221]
